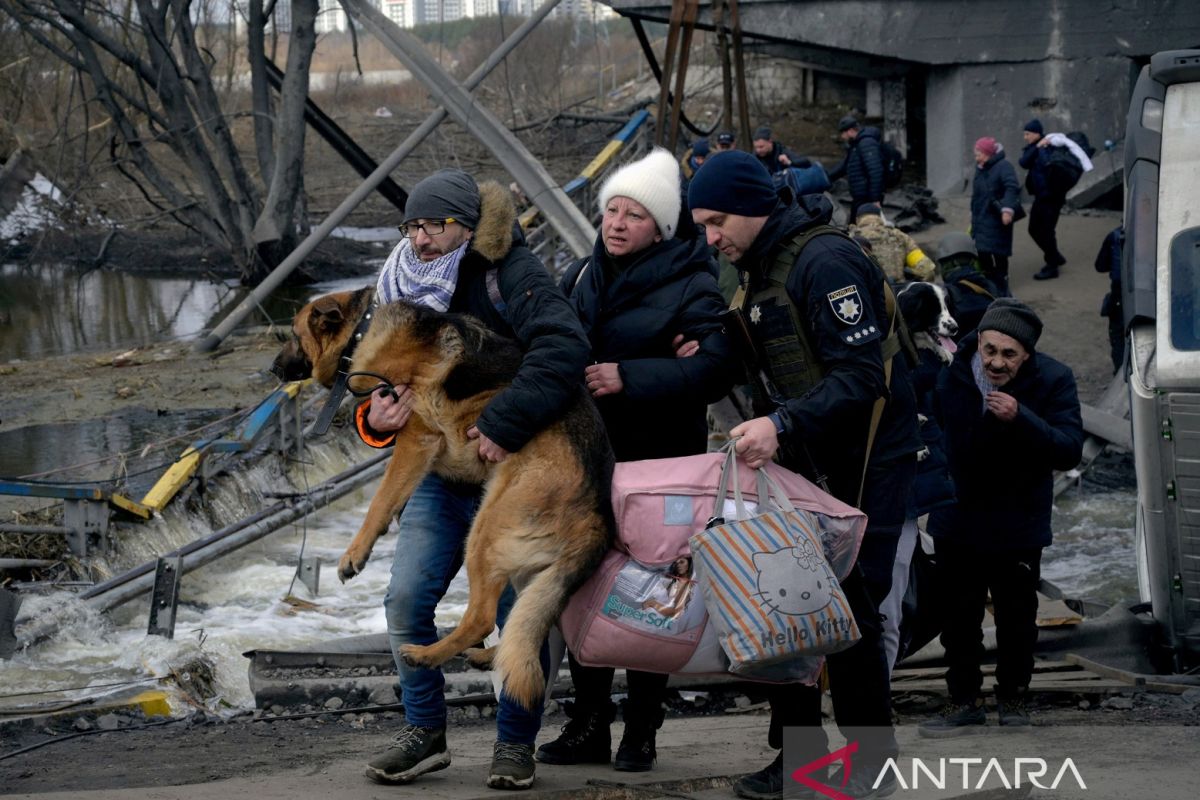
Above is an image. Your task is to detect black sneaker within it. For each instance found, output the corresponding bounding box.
[997,693,1032,727]
[917,699,987,738]
[734,752,785,800]
[1033,265,1060,280]
[487,741,536,790]
[365,723,450,785]
[828,762,897,799]
[614,725,656,772]
[535,703,613,765]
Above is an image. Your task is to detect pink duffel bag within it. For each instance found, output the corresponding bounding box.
[559,451,866,676]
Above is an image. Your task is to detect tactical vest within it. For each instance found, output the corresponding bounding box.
[737,224,906,404]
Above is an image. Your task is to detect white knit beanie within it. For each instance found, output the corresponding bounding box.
[597,148,682,240]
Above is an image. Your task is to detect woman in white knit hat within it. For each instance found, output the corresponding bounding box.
[536,148,737,772]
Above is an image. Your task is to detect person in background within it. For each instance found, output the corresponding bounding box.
[681,138,710,181]
[848,202,936,283]
[689,150,920,799]
[751,126,798,175]
[536,148,734,773]
[969,136,1020,296]
[829,115,884,224]
[935,232,1001,340]
[919,299,1083,736]
[1019,119,1066,281]
[715,130,737,152]
[354,168,590,791]
[1094,225,1125,372]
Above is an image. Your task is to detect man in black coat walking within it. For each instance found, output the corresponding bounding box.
[689,150,920,799]
[1019,118,1067,281]
[829,116,884,224]
[920,299,1084,736]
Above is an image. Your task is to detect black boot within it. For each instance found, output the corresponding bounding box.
[534,701,615,765]
[614,704,663,772]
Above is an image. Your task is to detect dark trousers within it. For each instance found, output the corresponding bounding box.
[936,540,1043,702]
[1029,195,1066,267]
[766,457,915,764]
[978,253,1010,297]
[1106,292,1124,373]
[567,653,668,727]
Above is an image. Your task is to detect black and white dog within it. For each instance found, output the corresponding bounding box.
[897,282,959,364]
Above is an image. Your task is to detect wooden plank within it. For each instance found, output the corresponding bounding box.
[109,493,152,520]
[1065,653,1195,694]
[140,446,202,511]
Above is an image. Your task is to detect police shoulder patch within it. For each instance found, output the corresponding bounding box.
[827,285,863,325]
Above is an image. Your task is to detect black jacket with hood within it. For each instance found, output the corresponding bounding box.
[830,126,884,203]
[560,233,735,461]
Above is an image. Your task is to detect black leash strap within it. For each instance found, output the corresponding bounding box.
[309,307,375,436]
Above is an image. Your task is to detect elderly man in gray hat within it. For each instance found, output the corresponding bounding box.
[920,298,1083,737]
[354,168,590,790]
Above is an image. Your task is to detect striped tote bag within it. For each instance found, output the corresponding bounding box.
[691,452,860,673]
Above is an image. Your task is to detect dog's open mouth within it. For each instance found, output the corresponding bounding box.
[938,335,958,354]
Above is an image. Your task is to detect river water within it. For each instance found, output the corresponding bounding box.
[0,262,1139,716]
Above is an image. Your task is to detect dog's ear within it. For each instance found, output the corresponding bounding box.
[309,298,346,335]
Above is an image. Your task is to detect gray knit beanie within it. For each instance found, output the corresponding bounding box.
[978,298,1043,352]
[404,169,481,229]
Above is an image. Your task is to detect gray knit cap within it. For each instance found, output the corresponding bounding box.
[978,298,1043,352]
[404,168,481,229]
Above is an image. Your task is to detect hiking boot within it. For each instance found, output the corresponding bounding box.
[734,752,786,800]
[997,692,1032,727]
[487,741,536,790]
[828,762,897,799]
[614,723,656,772]
[1033,265,1060,280]
[534,703,613,765]
[365,723,450,785]
[917,698,987,738]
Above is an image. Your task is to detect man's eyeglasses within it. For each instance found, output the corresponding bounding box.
[398,218,456,239]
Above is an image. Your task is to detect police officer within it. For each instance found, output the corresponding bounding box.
[688,151,920,800]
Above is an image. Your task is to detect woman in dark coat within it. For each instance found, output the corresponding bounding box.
[970,137,1022,296]
[536,148,735,772]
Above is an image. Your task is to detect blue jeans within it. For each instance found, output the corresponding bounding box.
[384,473,545,744]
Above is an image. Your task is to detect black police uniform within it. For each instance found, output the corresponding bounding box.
[736,193,920,768]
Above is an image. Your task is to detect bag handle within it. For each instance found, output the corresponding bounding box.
[710,441,751,524]
[755,468,797,514]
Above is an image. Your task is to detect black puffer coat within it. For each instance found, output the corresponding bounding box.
[928,333,1084,550]
[560,235,735,461]
[830,126,884,202]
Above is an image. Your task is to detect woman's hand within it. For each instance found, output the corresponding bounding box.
[366,385,414,432]
[1001,210,1014,226]
[730,417,780,469]
[585,362,623,397]
[672,333,699,358]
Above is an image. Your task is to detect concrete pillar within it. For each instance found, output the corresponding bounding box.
[866,79,883,118]
[925,67,967,195]
[883,77,907,155]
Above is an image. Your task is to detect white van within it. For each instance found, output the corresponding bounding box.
[1125,49,1200,671]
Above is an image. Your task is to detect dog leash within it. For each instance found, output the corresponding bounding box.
[309,305,377,436]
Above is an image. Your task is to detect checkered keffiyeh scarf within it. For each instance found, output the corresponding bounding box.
[375,237,469,311]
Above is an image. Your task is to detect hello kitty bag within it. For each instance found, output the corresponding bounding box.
[691,449,863,673]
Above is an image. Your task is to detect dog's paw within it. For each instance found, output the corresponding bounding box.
[337,550,368,583]
[399,644,438,669]
[464,646,496,670]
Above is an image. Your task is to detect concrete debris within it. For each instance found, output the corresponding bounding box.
[322,696,344,710]
[96,714,122,731]
[1102,696,1135,710]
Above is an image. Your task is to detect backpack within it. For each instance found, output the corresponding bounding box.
[1042,145,1084,197]
[772,161,831,196]
[1065,131,1096,158]
[880,140,906,189]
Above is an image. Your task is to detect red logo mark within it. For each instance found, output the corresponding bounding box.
[790,741,859,800]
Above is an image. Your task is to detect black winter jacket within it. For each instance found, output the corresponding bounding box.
[829,126,884,203]
[1019,140,1051,198]
[754,141,799,176]
[560,234,735,461]
[444,182,590,453]
[970,152,1021,257]
[928,333,1084,550]
[738,193,921,502]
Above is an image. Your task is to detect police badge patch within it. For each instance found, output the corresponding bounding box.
[827,285,863,325]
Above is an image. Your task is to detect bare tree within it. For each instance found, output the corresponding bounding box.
[0,0,318,281]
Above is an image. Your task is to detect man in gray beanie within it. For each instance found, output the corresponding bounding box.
[920,298,1083,736]
[358,168,590,790]
[692,152,921,799]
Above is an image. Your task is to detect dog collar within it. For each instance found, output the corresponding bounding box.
[310,303,376,436]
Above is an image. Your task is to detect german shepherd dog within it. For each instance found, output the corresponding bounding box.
[273,293,614,709]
